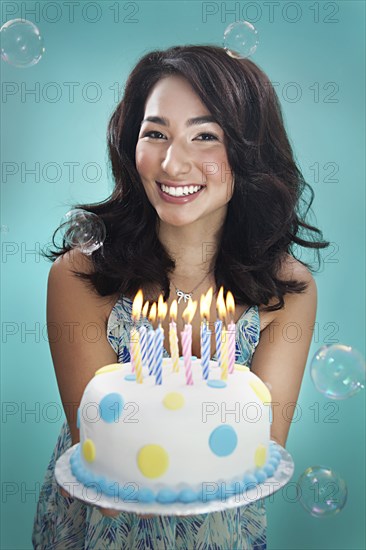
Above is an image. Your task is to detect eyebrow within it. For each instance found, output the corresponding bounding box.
[140,115,219,127]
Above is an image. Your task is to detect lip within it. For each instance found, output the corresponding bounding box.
[156,181,205,204]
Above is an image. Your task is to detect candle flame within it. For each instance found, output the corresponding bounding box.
[142,301,149,318]
[170,299,177,321]
[226,291,235,316]
[132,290,143,321]
[206,286,214,307]
[217,286,224,319]
[217,287,227,324]
[148,302,157,322]
[157,294,168,322]
[200,287,213,320]
[217,286,224,304]
[182,299,197,324]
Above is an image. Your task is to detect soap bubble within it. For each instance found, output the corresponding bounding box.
[59,208,106,255]
[1,19,45,68]
[298,466,347,518]
[223,21,259,59]
[310,344,365,400]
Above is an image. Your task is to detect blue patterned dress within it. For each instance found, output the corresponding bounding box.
[32,296,267,549]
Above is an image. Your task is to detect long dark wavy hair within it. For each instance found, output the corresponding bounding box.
[42,45,330,312]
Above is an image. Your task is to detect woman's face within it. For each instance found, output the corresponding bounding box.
[135,75,234,228]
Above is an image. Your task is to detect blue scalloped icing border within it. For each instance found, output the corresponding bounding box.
[70,442,282,504]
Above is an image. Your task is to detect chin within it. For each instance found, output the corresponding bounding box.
[157,212,196,227]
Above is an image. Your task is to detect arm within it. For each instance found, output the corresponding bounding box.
[47,250,118,446]
[251,262,318,448]
[48,250,157,518]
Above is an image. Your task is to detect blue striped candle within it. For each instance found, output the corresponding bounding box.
[201,320,210,379]
[154,325,164,385]
[139,325,148,368]
[215,319,222,368]
[146,328,155,375]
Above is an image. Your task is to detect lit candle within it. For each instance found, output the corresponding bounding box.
[169,300,180,372]
[217,290,228,380]
[155,295,167,385]
[131,290,143,383]
[221,326,229,380]
[147,303,156,375]
[139,302,149,369]
[181,300,197,385]
[200,288,213,380]
[215,287,225,368]
[139,325,147,369]
[226,291,236,374]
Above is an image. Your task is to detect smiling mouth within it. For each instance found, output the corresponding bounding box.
[156,182,204,197]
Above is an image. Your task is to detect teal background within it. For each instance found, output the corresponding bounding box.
[1,1,365,548]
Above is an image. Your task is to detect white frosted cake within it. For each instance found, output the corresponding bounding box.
[70,358,281,504]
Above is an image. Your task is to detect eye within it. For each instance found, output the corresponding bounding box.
[142,130,166,139]
[142,130,218,141]
[195,133,219,142]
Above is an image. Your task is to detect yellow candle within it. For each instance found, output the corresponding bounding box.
[217,288,228,380]
[221,327,229,380]
[132,332,143,383]
[132,290,143,383]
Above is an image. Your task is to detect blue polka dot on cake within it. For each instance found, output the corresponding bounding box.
[209,425,238,456]
[207,379,227,389]
[99,392,124,423]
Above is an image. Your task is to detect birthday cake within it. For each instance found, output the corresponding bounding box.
[70,358,281,504]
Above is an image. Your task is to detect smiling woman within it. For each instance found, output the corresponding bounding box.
[33,45,330,550]
[135,75,234,228]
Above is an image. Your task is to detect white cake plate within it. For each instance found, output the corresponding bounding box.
[55,442,294,516]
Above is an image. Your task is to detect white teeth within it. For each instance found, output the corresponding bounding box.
[160,183,202,197]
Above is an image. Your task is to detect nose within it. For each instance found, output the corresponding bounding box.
[161,142,191,176]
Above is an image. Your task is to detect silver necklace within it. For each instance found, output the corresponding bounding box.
[171,271,213,304]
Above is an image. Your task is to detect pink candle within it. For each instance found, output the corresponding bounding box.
[181,324,193,385]
[226,291,236,374]
[169,300,179,372]
[228,320,236,373]
[181,300,197,386]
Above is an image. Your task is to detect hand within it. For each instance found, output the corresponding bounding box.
[58,486,155,518]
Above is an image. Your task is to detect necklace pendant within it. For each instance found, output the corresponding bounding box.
[176,289,192,304]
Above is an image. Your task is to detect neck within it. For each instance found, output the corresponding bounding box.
[157,217,224,278]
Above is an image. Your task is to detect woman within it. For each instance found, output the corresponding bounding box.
[33,45,329,549]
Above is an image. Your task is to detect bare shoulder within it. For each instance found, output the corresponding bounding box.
[276,253,317,316]
[281,253,316,285]
[259,254,317,328]
[50,249,119,322]
[53,248,94,277]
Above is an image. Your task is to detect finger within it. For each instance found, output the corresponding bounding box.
[98,507,121,517]
[59,487,71,498]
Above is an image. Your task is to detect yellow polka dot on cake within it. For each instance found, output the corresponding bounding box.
[234,364,250,372]
[163,392,185,410]
[249,377,272,404]
[255,444,267,467]
[137,445,169,478]
[95,364,122,376]
[83,439,96,462]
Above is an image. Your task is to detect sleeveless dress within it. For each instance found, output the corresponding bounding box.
[32,296,267,550]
